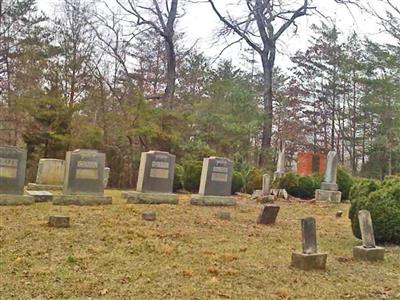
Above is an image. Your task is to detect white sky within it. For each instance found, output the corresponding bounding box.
[37,0,393,71]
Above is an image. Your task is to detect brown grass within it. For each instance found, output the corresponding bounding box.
[1,190,399,299]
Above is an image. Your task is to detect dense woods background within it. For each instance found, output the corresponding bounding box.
[1,0,399,188]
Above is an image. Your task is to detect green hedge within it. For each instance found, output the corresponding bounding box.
[273,173,320,199]
[349,176,400,244]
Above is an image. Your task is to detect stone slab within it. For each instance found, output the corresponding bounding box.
[199,157,233,196]
[48,215,70,228]
[125,191,178,205]
[190,194,236,206]
[36,159,65,185]
[216,211,231,220]
[358,210,376,248]
[315,189,341,203]
[26,191,53,202]
[0,146,27,195]
[321,182,338,191]
[353,246,385,261]
[27,183,63,191]
[257,204,280,225]
[302,217,317,254]
[291,252,327,270]
[53,195,112,206]
[0,194,34,205]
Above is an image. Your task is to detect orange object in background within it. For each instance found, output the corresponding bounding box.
[297,152,326,176]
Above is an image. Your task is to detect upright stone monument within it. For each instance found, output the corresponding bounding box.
[353,210,385,261]
[190,156,236,206]
[257,204,280,225]
[103,167,110,188]
[0,146,34,205]
[291,217,327,270]
[315,151,342,202]
[124,151,178,204]
[251,174,275,203]
[274,148,286,179]
[27,159,65,191]
[52,149,112,205]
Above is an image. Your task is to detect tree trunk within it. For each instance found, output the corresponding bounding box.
[258,55,273,167]
[164,37,176,107]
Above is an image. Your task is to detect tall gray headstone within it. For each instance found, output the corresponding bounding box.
[63,149,105,195]
[358,210,376,248]
[199,157,233,196]
[302,217,317,254]
[136,151,175,193]
[0,146,27,195]
[36,159,65,185]
[274,148,286,179]
[321,151,338,191]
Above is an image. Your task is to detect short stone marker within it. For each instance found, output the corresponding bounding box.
[315,151,342,202]
[48,215,70,228]
[103,167,110,188]
[52,149,112,205]
[291,217,327,270]
[142,211,156,221]
[190,157,236,206]
[125,151,178,204]
[251,174,275,203]
[336,210,343,218]
[353,210,385,261]
[0,146,34,205]
[26,191,53,202]
[27,159,65,191]
[216,211,231,221]
[257,204,280,225]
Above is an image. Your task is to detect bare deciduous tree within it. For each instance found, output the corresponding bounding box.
[115,0,179,106]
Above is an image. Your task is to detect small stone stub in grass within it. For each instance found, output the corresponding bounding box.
[336,210,343,218]
[142,211,156,221]
[216,211,231,220]
[48,215,70,228]
[292,217,327,270]
[257,204,280,225]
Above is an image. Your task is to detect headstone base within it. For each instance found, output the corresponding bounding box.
[321,182,338,191]
[26,191,53,202]
[353,246,384,261]
[52,195,112,205]
[125,191,178,205]
[291,252,327,270]
[27,183,63,191]
[190,195,236,206]
[315,189,341,202]
[0,194,34,205]
[48,215,70,228]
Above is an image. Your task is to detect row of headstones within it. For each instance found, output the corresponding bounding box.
[292,210,385,270]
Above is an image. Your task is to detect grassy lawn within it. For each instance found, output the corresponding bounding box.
[1,190,399,299]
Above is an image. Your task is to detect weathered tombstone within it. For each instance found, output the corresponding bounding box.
[291,217,327,270]
[353,210,385,261]
[262,174,271,196]
[124,151,178,204]
[257,204,280,225]
[0,146,34,205]
[27,159,65,191]
[315,151,342,202]
[252,174,275,203]
[274,148,286,179]
[103,167,110,188]
[190,156,236,206]
[52,149,112,205]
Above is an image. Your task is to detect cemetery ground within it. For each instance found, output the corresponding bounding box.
[1,191,400,299]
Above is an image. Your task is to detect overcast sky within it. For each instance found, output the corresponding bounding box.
[36,0,392,71]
